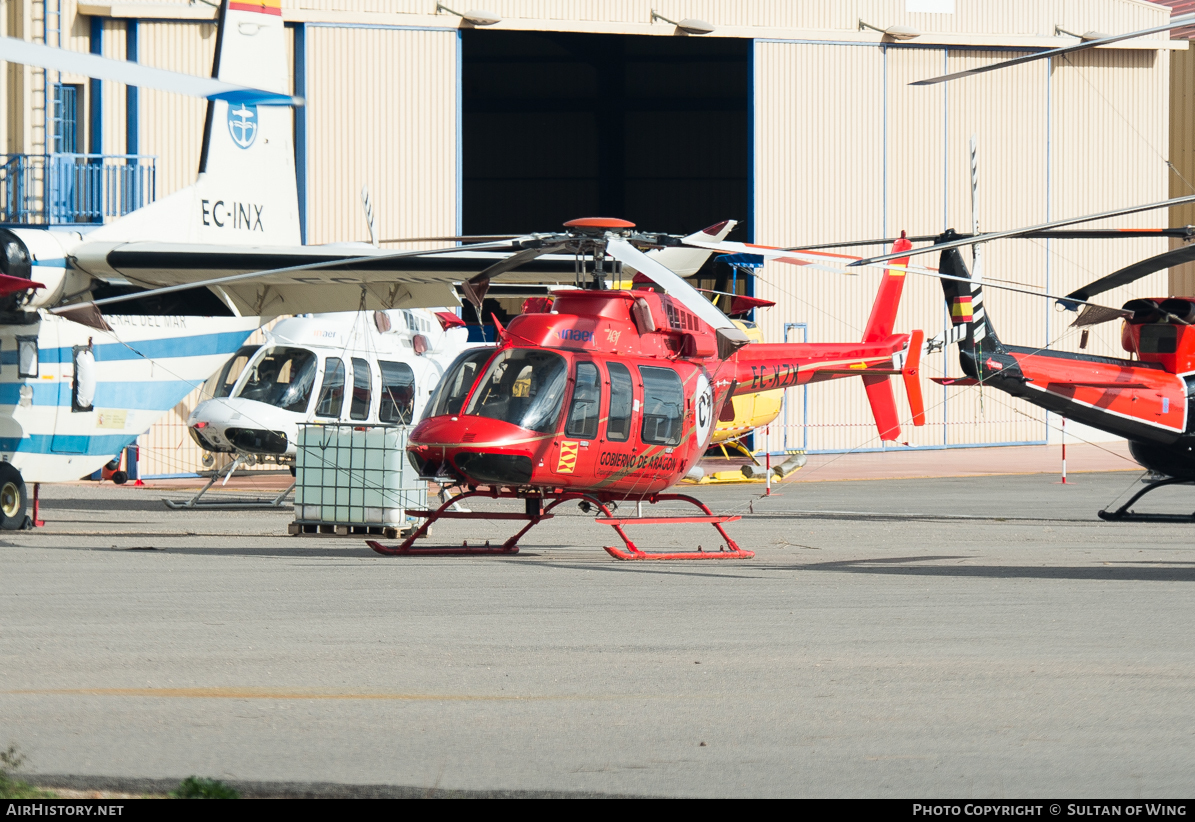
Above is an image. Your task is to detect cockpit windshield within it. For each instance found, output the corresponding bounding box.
[423,348,494,421]
[465,349,568,433]
[233,346,318,413]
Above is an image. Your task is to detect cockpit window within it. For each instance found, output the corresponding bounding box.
[212,346,258,399]
[465,349,568,433]
[234,346,318,413]
[423,348,493,420]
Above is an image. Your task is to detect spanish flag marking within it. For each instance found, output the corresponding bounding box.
[229,0,283,16]
[951,296,974,323]
[557,440,579,474]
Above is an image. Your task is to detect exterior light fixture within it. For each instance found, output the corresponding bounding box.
[1055,25,1112,41]
[435,3,501,26]
[858,19,921,40]
[650,10,715,35]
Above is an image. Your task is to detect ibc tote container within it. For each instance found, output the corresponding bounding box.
[291,424,427,536]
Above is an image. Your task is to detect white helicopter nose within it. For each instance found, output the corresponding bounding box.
[190,397,300,456]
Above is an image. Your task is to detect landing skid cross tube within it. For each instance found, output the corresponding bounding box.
[1098,477,1195,523]
[365,490,753,560]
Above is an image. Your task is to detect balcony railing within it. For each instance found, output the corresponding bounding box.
[0,153,157,225]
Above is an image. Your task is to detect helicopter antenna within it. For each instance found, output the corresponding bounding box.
[361,184,379,248]
[970,134,982,283]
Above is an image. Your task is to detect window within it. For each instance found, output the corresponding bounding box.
[639,366,684,446]
[424,348,493,420]
[314,358,345,418]
[350,358,372,420]
[1140,325,1178,355]
[17,337,38,378]
[51,84,80,154]
[465,348,569,433]
[71,345,95,412]
[565,361,601,438]
[212,346,258,399]
[233,346,318,413]
[379,360,416,424]
[606,362,633,442]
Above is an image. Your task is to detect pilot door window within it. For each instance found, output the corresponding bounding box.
[235,347,318,413]
[606,362,633,442]
[379,360,416,424]
[565,362,601,439]
[315,358,346,418]
[639,366,684,446]
[465,349,569,433]
[350,358,372,421]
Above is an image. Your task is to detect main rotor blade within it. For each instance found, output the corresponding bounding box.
[787,227,1195,251]
[850,195,1195,266]
[1064,243,1195,305]
[606,237,734,331]
[51,239,522,313]
[380,235,520,244]
[0,37,301,105]
[468,241,571,283]
[910,14,1195,86]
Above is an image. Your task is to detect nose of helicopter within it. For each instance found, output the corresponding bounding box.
[188,397,298,456]
[407,414,546,486]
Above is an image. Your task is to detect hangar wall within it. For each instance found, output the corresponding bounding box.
[0,0,1183,472]
[755,39,1173,452]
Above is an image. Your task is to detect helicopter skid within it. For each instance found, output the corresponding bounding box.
[1097,477,1195,522]
[364,489,753,560]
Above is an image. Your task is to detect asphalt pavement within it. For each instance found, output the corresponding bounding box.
[1,470,1193,797]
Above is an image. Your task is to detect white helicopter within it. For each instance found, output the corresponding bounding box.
[188,308,476,466]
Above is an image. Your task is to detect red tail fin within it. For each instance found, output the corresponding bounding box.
[903,329,926,426]
[861,231,913,342]
[862,375,901,441]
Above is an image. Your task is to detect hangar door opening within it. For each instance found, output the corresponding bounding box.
[462,31,751,243]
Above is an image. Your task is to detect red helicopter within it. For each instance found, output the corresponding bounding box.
[908,234,1195,522]
[369,217,926,560]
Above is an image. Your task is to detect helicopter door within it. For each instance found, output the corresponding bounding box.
[594,361,637,480]
[348,358,373,421]
[313,357,346,420]
[378,360,416,424]
[557,359,603,478]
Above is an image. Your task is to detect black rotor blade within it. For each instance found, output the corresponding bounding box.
[1065,243,1195,305]
[467,241,571,284]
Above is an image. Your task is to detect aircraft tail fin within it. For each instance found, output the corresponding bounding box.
[88,0,300,246]
[861,232,913,342]
[937,231,1004,378]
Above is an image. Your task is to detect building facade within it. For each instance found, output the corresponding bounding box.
[1,0,1183,472]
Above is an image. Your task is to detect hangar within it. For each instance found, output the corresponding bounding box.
[0,0,1185,474]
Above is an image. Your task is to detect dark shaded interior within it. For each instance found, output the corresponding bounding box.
[462,30,750,241]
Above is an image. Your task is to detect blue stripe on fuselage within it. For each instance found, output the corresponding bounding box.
[0,330,254,365]
[0,432,140,456]
[0,379,202,409]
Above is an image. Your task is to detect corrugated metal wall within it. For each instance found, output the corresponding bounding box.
[1169,44,1195,297]
[304,25,458,246]
[755,39,1171,452]
[137,21,218,198]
